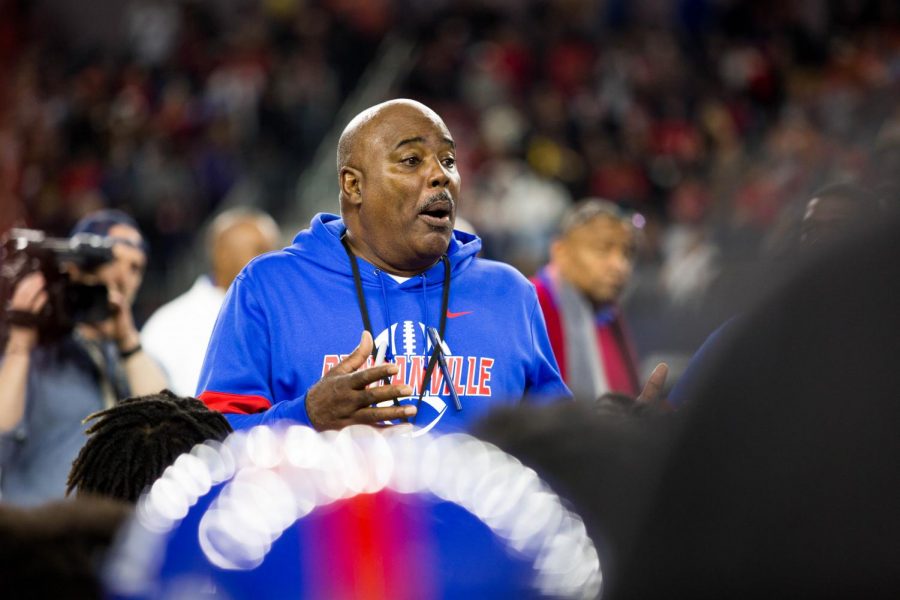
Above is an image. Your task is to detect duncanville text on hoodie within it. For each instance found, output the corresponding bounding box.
[197,213,571,433]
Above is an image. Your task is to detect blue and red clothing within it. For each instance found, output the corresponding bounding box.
[197,213,570,431]
[531,267,640,398]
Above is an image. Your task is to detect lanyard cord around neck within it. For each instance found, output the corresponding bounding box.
[339,233,451,410]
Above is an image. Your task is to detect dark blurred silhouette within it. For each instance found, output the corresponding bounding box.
[475,401,676,595]
[0,496,131,599]
[610,213,900,599]
[799,181,882,250]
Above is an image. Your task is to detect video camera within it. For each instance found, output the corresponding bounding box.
[1,228,116,342]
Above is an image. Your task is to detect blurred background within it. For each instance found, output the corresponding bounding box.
[2,0,899,379]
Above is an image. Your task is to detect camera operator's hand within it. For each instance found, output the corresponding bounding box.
[306,331,417,431]
[5,272,48,354]
[0,272,48,432]
[107,287,140,354]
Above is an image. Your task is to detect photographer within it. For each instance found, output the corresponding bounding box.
[0,210,167,506]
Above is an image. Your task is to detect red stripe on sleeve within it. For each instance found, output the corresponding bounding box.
[199,390,272,414]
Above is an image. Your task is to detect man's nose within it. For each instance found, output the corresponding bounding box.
[428,157,450,188]
[609,250,632,276]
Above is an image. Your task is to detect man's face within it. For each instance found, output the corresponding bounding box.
[86,224,147,306]
[554,216,636,306]
[352,104,461,272]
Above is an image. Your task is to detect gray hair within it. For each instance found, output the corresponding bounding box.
[558,198,631,237]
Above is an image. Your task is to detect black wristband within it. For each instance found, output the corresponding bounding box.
[119,343,142,359]
[5,310,39,329]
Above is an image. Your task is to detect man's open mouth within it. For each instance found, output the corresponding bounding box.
[418,200,453,225]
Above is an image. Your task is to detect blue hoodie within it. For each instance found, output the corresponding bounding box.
[197,213,570,432]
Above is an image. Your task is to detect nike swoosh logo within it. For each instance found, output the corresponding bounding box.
[446,310,474,319]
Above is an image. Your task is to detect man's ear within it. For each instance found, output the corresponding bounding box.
[339,167,363,205]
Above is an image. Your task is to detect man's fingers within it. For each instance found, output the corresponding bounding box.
[346,363,401,390]
[354,383,414,408]
[352,404,417,424]
[637,362,669,404]
[328,331,374,376]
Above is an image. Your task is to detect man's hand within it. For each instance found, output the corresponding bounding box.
[636,362,669,406]
[5,272,48,354]
[306,331,417,431]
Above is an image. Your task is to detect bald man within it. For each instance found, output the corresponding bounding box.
[141,208,280,396]
[197,99,570,433]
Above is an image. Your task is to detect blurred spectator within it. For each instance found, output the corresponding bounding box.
[0,496,131,600]
[612,214,900,600]
[1,1,354,321]
[67,390,232,503]
[531,199,642,400]
[659,178,719,308]
[0,210,167,506]
[141,207,280,396]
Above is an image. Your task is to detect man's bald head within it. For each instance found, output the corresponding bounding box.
[335,98,461,275]
[207,208,280,289]
[336,99,447,174]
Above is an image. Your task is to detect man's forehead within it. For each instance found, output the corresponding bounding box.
[570,215,634,240]
[367,103,453,144]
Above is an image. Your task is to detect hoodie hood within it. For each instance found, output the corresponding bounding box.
[286,213,482,290]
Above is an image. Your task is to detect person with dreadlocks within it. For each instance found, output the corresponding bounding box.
[67,390,232,503]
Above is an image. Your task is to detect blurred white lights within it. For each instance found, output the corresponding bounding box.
[127,424,602,599]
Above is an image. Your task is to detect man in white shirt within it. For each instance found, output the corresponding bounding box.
[141,208,280,396]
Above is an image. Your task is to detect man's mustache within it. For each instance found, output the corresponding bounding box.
[420,190,455,212]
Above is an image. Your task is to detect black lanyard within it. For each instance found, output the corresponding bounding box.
[340,233,451,413]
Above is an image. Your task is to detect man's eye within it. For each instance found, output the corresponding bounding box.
[442,157,456,168]
[403,156,420,166]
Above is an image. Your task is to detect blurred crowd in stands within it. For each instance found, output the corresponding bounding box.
[0,0,380,317]
[2,0,899,348]
[396,0,900,359]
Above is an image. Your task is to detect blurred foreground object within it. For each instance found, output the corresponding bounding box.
[611,214,900,599]
[0,496,132,599]
[105,425,601,599]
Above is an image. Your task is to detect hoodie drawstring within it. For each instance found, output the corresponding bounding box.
[339,232,454,411]
[376,270,395,358]
[420,273,430,337]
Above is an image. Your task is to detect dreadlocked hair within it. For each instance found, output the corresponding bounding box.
[67,389,233,503]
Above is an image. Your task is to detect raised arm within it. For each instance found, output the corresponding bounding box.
[0,273,46,432]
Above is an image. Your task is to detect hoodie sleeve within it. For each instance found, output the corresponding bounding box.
[525,290,573,403]
[197,274,313,429]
